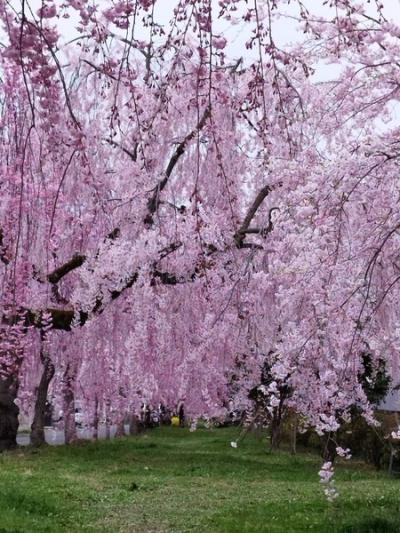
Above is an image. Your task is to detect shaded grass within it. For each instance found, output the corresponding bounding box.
[0,427,399,532]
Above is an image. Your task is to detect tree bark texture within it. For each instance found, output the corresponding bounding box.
[63,364,77,444]
[31,343,55,447]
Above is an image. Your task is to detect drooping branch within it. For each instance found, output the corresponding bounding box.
[6,180,275,334]
[111,33,150,61]
[25,20,81,129]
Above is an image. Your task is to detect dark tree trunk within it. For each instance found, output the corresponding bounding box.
[0,324,24,451]
[63,364,77,444]
[322,434,337,463]
[115,418,125,438]
[269,398,286,451]
[270,417,282,450]
[105,398,111,439]
[291,414,297,455]
[178,404,185,428]
[269,386,290,452]
[115,392,126,437]
[129,414,142,435]
[0,376,19,451]
[93,394,99,440]
[31,342,55,447]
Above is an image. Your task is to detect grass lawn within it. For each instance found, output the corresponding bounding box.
[0,426,399,532]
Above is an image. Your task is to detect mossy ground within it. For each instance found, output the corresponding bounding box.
[0,427,398,532]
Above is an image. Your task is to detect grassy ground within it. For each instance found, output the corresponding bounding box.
[0,427,399,532]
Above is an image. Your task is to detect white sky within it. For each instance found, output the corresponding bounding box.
[3,0,400,124]
[12,0,400,55]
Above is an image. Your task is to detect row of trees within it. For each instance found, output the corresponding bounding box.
[0,0,400,454]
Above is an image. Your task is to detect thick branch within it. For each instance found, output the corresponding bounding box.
[144,106,211,224]
[46,228,120,286]
[151,270,180,286]
[47,254,86,284]
[2,307,86,332]
[4,263,183,331]
[234,184,272,248]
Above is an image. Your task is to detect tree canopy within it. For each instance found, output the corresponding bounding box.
[0,0,399,445]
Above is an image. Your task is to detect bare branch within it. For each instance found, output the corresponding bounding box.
[82,59,119,82]
[103,137,138,162]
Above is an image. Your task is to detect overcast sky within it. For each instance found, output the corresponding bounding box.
[5,1,400,98]
[17,0,400,54]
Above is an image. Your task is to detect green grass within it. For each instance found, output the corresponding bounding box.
[0,427,399,532]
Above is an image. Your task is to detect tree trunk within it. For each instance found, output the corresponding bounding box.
[0,325,24,451]
[105,398,111,439]
[178,403,185,428]
[270,417,282,451]
[93,394,99,440]
[291,414,297,455]
[63,364,77,444]
[31,345,55,447]
[115,392,125,437]
[0,376,19,451]
[269,394,287,451]
[322,434,337,463]
[115,417,125,438]
[129,413,142,435]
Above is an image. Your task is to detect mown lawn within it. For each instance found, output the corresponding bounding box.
[0,426,399,532]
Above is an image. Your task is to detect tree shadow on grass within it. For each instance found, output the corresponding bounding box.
[340,517,400,533]
[208,500,400,533]
[0,487,56,516]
